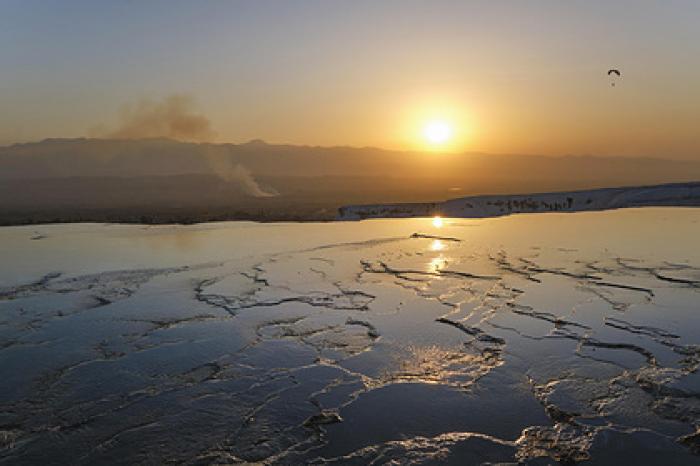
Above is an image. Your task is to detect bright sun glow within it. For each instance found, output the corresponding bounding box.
[428,256,448,273]
[430,239,445,251]
[423,120,452,145]
[432,216,444,228]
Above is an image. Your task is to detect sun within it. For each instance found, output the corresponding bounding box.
[423,120,452,145]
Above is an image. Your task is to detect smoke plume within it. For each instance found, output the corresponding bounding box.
[205,147,279,198]
[92,94,276,197]
[99,94,216,142]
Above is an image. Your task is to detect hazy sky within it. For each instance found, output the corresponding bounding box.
[2,0,699,158]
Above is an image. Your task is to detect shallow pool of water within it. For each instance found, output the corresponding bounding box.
[1,208,699,464]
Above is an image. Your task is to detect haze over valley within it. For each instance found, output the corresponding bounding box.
[3,137,700,224]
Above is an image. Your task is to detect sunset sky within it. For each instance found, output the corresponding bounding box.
[2,0,699,158]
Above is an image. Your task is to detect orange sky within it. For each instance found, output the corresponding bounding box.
[2,1,699,159]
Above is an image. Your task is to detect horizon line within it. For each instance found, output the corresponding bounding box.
[2,136,697,163]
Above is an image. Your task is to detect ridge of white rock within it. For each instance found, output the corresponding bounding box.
[338,181,700,220]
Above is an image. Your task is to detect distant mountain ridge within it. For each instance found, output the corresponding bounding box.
[2,138,700,187]
[2,138,700,225]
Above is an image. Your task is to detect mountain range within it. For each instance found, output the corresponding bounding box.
[2,138,699,224]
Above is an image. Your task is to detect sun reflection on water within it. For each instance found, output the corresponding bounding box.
[428,256,448,273]
[430,239,445,251]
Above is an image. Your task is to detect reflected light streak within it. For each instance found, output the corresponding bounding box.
[428,256,448,273]
[430,239,445,251]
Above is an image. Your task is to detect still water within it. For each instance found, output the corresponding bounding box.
[1,208,699,464]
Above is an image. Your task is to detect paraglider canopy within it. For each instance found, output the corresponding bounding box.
[607,69,621,86]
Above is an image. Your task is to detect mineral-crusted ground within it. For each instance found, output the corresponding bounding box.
[0,208,699,464]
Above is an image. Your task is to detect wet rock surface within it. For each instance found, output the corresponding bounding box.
[0,209,699,464]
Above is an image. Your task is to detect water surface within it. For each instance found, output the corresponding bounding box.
[1,208,699,464]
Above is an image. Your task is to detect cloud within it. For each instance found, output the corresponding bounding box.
[96,94,216,142]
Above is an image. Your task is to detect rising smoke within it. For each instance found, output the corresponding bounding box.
[204,146,279,198]
[94,94,277,197]
[99,94,216,142]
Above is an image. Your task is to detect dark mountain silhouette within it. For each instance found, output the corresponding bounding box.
[1,138,699,224]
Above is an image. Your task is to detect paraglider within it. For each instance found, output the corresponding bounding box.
[607,69,621,86]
